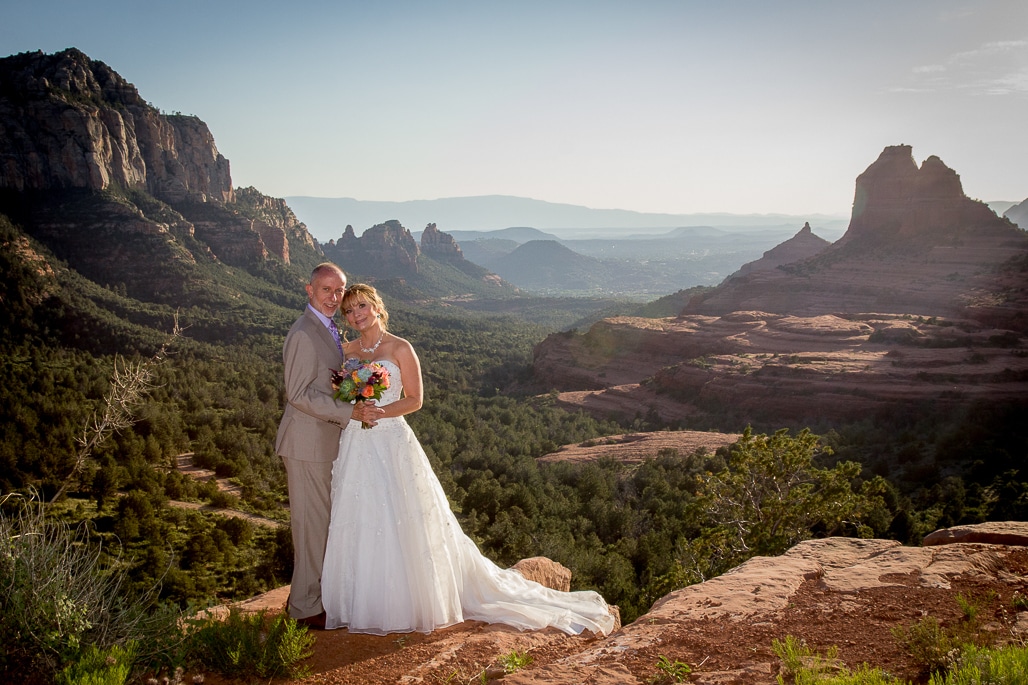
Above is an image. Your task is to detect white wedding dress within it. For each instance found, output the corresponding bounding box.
[321,360,615,636]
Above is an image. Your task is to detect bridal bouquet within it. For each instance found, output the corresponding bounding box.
[331,357,390,429]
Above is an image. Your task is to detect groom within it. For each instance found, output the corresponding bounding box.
[276,262,384,628]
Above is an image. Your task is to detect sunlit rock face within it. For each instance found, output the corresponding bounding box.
[0,49,325,284]
[0,48,233,204]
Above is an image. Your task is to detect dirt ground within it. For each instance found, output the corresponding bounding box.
[181,546,1028,685]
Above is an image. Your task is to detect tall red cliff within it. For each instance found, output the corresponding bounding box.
[0,48,233,204]
[0,49,323,280]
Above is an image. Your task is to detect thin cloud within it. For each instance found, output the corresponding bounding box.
[904,38,1028,95]
[952,39,1028,63]
[984,67,1028,95]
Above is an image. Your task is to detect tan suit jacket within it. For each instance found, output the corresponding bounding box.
[276,307,353,461]
[276,307,353,618]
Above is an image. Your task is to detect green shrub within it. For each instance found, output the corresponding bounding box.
[928,643,1028,684]
[499,648,533,674]
[649,654,692,683]
[0,492,184,683]
[185,608,315,679]
[55,642,135,685]
[892,616,955,676]
[774,635,908,684]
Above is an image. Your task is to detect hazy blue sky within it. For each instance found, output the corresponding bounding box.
[3,0,1026,216]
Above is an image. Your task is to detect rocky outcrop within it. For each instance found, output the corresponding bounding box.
[685,146,1028,331]
[322,220,421,277]
[0,49,327,287]
[176,201,272,266]
[842,146,1003,246]
[231,186,320,264]
[0,49,232,204]
[528,528,1028,685]
[510,557,573,592]
[419,222,464,262]
[923,521,1028,547]
[199,524,1028,685]
[534,311,1028,426]
[730,222,830,278]
[1006,197,1028,229]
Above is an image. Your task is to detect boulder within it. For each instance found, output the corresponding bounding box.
[923,521,1028,547]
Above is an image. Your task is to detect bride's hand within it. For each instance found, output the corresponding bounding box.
[354,401,385,426]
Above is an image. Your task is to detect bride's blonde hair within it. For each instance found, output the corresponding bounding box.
[342,283,389,330]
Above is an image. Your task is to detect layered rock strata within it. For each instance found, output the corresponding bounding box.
[535,310,1027,426]
[0,48,232,204]
[0,49,322,281]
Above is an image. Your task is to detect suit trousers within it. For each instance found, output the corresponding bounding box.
[282,455,334,619]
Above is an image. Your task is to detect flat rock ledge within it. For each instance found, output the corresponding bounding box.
[216,523,1028,684]
[506,523,1028,685]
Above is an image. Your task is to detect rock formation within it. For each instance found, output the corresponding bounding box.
[419,222,464,262]
[199,522,1028,685]
[729,222,830,279]
[0,48,232,204]
[231,186,320,264]
[531,146,1028,426]
[685,145,1028,331]
[322,219,421,277]
[533,310,1027,426]
[842,146,1000,246]
[0,48,325,287]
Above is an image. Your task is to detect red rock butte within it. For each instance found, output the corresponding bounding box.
[533,145,1028,426]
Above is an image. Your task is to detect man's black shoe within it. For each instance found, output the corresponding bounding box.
[295,611,326,630]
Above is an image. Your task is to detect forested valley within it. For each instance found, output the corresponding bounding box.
[2,195,1025,682]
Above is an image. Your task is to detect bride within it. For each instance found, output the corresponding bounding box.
[321,284,615,636]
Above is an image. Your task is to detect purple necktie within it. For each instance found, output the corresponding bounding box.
[328,320,343,354]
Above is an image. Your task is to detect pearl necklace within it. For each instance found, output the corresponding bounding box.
[359,330,385,355]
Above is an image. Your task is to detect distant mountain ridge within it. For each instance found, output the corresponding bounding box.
[1006,197,1028,229]
[284,194,851,242]
[438,223,826,296]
